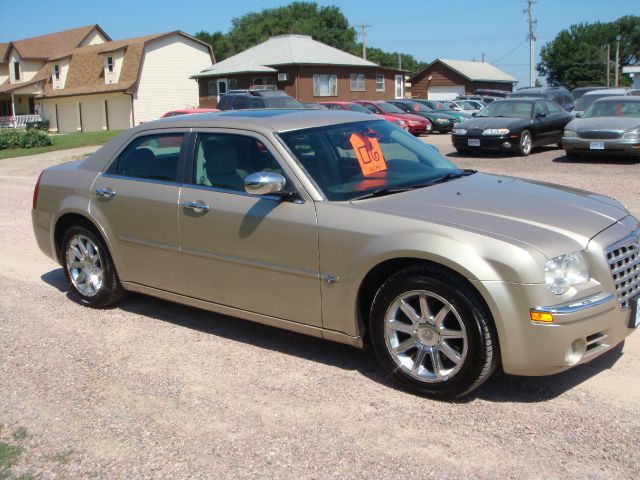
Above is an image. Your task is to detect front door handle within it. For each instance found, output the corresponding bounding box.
[183,200,210,213]
[95,187,116,199]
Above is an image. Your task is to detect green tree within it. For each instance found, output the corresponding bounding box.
[537,16,639,89]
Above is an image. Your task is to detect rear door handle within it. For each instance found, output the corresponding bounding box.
[95,187,116,199]
[183,200,210,213]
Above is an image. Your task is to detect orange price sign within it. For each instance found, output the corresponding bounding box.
[349,133,387,176]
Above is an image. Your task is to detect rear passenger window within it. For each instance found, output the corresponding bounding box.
[546,101,563,114]
[108,133,184,182]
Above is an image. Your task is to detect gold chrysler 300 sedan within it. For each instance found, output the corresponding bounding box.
[32,110,639,398]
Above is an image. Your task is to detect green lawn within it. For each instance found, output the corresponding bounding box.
[0,130,124,160]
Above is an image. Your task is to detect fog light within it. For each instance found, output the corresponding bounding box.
[502,142,511,148]
[565,338,586,366]
[530,311,553,323]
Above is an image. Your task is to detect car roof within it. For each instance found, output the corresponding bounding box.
[582,88,635,96]
[592,95,640,103]
[134,109,376,134]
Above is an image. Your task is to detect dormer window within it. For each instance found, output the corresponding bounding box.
[54,64,60,81]
[13,61,20,81]
[107,56,114,73]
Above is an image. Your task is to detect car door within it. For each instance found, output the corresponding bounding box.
[178,130,322,326]
[545,100,571,143]
[531,100,553,145]
[90,130,189,293]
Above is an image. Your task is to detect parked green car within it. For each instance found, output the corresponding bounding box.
[388,100,458,132]
[413,99,472,123]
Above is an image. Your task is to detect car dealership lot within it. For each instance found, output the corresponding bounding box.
[1,143,639,479]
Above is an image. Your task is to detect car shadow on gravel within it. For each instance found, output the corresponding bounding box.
[553,154,640,165]
[41,267,627,403]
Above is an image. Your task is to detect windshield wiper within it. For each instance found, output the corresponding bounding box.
[351,170,476,201]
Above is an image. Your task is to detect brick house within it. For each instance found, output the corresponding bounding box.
[192,34,405,107]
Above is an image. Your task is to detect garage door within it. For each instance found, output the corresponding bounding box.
[107,97,132,130]
[80,101,103,132]
[428,85,465,101]
[57,103,77,133]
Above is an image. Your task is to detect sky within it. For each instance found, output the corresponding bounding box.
[1,0,637,87]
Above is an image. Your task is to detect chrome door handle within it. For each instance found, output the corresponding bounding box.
[95,187,116,199]
[183,200,210,213]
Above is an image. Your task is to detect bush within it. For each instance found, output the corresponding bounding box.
[20,129,53,148]
[0,129,24,150]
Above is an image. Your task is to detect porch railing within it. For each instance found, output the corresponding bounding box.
[0,115,41,128]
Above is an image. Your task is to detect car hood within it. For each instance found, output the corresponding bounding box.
[457,116,530,130]
[349,173,628,257]
[566,116,640,132]
[388,112,429,122]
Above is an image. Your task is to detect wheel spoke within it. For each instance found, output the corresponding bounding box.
[440,328,463,339]
[412,347,427,374]
[433,304,451,328]
[393,337,416,355]
[387,320,414,335]
[68,261,84,269]
[418,294,431,323]
[79,239,89,257]
[430,347,445,380]
[70,245,83,260]
[399,299,421,325]
[439,341,462,365]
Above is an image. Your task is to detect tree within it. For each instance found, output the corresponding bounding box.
[195,2,426,75]
[537,16,639,89]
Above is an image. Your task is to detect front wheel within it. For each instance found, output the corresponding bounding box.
[62,226,125,308]
[518,130,533,156]
[369,266,498,398]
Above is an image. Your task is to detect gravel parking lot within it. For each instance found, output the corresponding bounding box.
[1,139,639,479]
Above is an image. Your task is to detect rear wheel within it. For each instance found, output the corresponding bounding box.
[62,226,125,308]
[518,130,533,156]
[369,266,498,398]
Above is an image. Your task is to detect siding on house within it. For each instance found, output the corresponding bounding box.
[41,92,132,133]
[135,35,212,123]
[0,64,8,84]
[80,30,108,47]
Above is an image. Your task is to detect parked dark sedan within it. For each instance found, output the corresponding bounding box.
[452,98,573,156]
[388,100,457,133]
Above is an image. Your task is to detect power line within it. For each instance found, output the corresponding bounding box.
[492,39,527,64]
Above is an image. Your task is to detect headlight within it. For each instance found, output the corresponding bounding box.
[544,251,590,295]
[481,128,509,136]
[452,128,467,135]
[563,130,577,137]
[622,130,640,139]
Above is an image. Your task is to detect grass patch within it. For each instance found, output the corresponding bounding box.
[11,429,27,442]
[49,449,73,465]
[0,442,23,478]
[0,130,123,160]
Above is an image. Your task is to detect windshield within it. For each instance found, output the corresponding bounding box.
[476,100,532,118]
[347,103,373,114]
[264,97,303,108]
[378,102,405,114]
[405,102,432,113]
[583,100,640,118]
[576,94,617,112]
[279,120,461,201]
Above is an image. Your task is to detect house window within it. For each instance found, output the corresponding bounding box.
[54,64,60,81]
[350,73,365,92]
[313,74,337,97]
[228,78,238,90]
[107,56,114,73]
[376,74,385,92]
[13,62,20,81]
[207,80,217,98]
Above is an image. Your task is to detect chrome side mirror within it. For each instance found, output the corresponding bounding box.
[244,171,286,196]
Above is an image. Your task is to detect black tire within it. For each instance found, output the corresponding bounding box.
[455,147,471,155]
[565,152,580,161]
[369,266,498,398]
[518,130,533,156]
[61,225,125,308]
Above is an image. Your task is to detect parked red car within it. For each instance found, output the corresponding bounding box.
[354,101,431,135]
[319,101,409,131]
[161,108,219,118]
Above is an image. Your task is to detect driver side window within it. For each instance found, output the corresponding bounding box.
[193,133,285,193]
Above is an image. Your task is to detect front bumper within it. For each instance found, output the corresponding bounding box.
[452,134,518,151]
[407,124,429,135]
[563,137,640,157]
[432,121,454,132]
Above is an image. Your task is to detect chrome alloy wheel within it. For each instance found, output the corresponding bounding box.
[520,131,532,154]
[66,234,104,297]
[384,290,468,382]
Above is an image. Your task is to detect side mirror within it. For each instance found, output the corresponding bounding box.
[535,111,546,118]
[471,112,477,117]
[244,172,286,196]
[575,112,583,118]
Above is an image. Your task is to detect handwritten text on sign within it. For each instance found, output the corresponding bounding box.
[349,133,387,176]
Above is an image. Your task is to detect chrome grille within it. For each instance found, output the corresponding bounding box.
[578,130,622,140]
[605,229,640,310]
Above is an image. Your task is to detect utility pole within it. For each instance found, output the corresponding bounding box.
[356,23,372,61]
[606,43,611,87]
[615,34,621,87]
[525,0,537,87]
[398,53,402,70]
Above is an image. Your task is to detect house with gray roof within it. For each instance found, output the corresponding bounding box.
[192,34,404,107]
[408,58,517,100]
